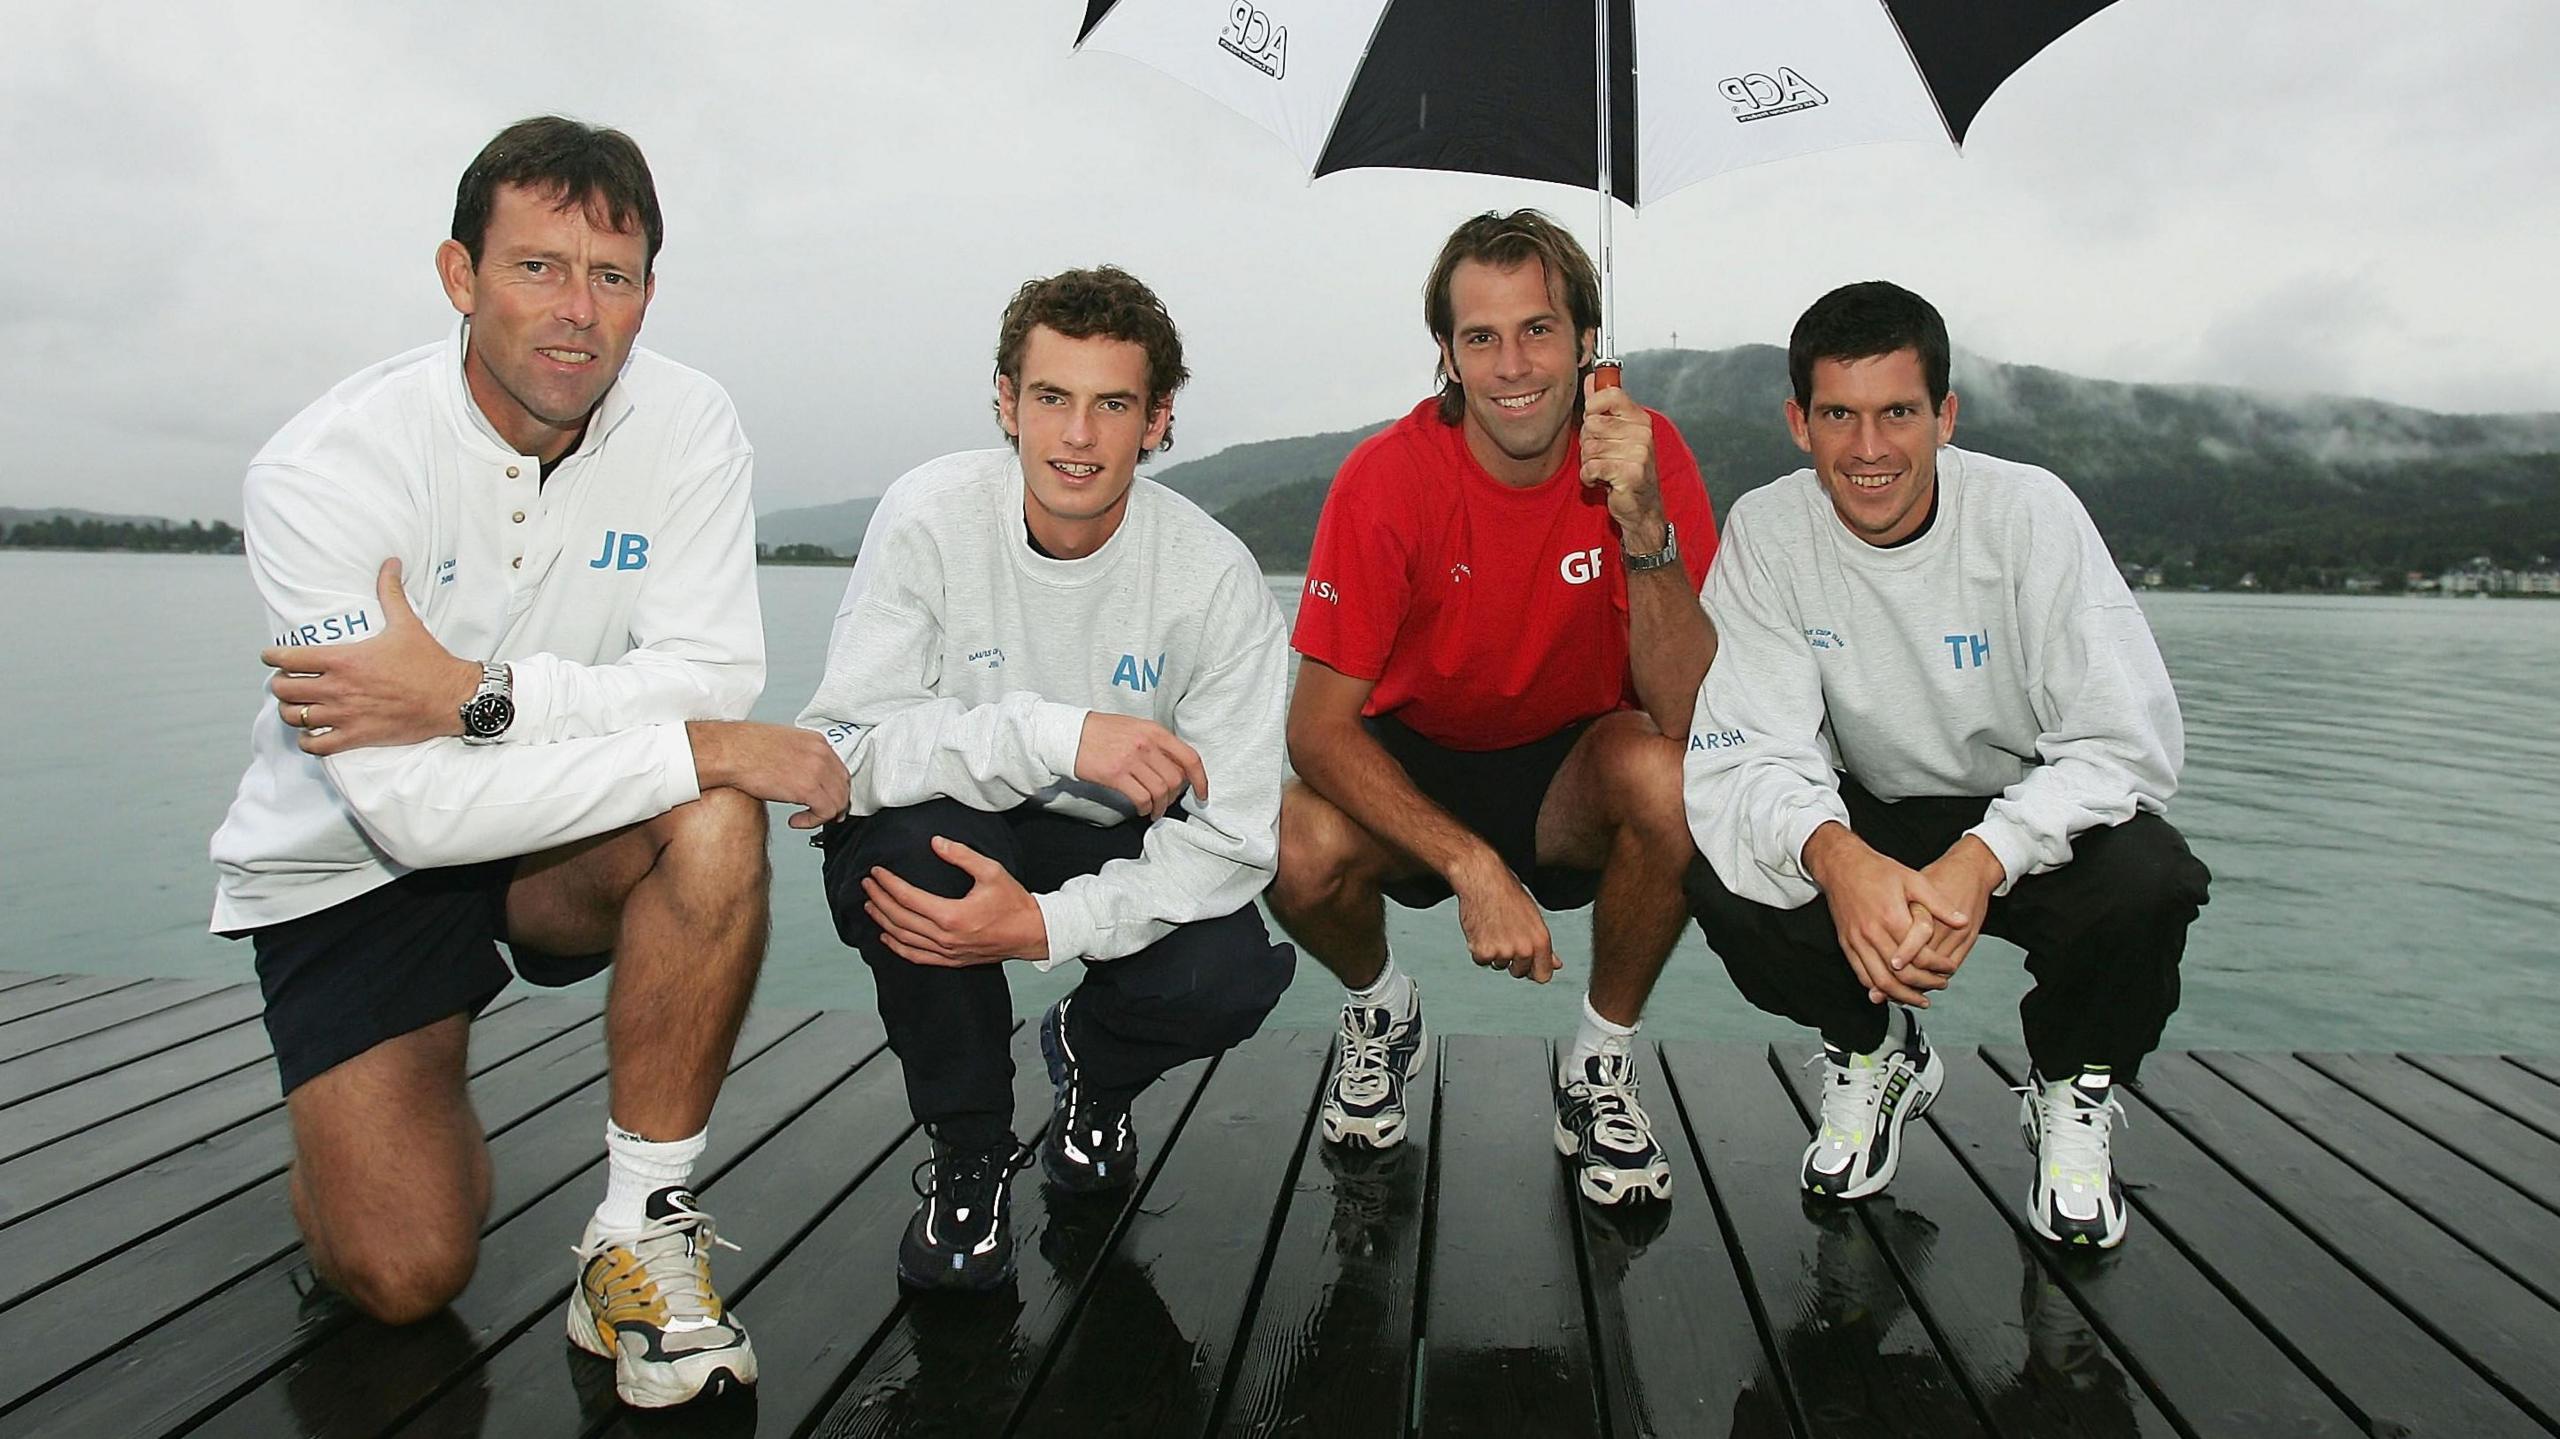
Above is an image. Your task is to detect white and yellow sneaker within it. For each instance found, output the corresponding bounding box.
[566,1186,758,1408]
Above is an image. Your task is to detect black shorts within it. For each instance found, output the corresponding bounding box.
[1361,712,1603,912]
[233,860,609,1095]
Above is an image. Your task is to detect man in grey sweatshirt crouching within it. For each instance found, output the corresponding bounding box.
[798,267,1294,1290]
[1683,281,2211,1250]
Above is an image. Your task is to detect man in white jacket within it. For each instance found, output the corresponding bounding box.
[800,267,1293,1290]
[1684,281,2211,1249]
[209,118,845,1407]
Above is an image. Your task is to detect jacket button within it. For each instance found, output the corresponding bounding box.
[512,510,526,524]
[511,556,523,569]
[506,466,521,479]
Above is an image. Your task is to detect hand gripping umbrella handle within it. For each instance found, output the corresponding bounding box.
[1592,360,1621,391]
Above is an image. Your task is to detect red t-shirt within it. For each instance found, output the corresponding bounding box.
[1292,398,1718,751]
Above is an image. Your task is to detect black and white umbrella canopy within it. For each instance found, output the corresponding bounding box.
[1076,0,2120,208]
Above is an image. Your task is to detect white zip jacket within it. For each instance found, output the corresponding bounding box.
[797,449,1288,965]
[209,323,763,931]
[1684,446,2183,909]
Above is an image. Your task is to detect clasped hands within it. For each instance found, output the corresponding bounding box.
[1804,824,2005,1008]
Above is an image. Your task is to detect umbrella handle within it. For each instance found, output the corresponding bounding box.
[1592,360,1621,391]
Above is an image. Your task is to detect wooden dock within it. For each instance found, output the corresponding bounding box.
[2,970,2557,1437]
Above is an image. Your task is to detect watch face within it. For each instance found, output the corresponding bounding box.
[463,693,514,738]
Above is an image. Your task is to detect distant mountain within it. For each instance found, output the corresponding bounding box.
[754,496,879,557]
[1186,346,2560,588]
[0,505,177,529]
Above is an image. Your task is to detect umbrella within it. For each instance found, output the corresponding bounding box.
[1076,0,2119,375]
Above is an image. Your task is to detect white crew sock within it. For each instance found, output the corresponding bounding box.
[1347,958,1413,1015]
[1562,995,1638,1082]
[595,1121,707,1234]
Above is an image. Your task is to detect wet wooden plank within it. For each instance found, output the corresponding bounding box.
[2131,1052,2560,1430]
[0,996,575,1312]
[1013,1028,1329,1438]
[0,973,50,993]
[1602,1044,1794,1439]
[0,984,267,1109]
[166,1010,851,1439]
[0,1008,811,1438]
[2301,1052,2560,1212]
[1773,1047,2180,1439]
[1217,1029,1437,1439]
[387,1013,912,1439]
[2513,1055,2560,1089]
[1415,1035,1602,1439]
[0,977,235,1065]
[1680,1041,1981,1438]
[2197,1050,2560,1307]
[1922,1054,2361,1437]
[0,973,149,1026]
[2401,1053,2560,1147]
[801,1053,1218,1439]
[1983,1048,2544,1439]
[0,1019,271,1162]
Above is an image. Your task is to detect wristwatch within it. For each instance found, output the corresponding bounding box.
[459,660,515,744]
[1623,522,1680,573]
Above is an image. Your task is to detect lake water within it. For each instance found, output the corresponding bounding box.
[6,550,2556,1055]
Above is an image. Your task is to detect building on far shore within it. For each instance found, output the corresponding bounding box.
[2435,556,2560,595]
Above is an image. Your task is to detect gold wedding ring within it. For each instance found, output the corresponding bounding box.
[298,704,313,728]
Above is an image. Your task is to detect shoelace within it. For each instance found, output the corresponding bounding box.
[1568,1054,1651,1153]
[909,1141,1031,1201]
[1332,1005,1402,1106]
[570,1198,740,1326]
[1806,1049,1890,1143]
[2016,1080,2128,1185]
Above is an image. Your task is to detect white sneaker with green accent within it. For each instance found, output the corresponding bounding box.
[1800,1011,1944,1200]
[2020,1068,2131,1248]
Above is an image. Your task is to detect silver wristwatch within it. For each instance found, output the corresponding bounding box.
[459,660,515,744]
[1624,522,1680,573]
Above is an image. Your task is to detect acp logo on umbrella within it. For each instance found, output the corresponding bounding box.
[1722,68,1828,123]
[1217,2,1286,80]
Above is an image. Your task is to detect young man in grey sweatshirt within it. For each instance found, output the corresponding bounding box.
[1683,282,2211,1249]
[798,267,1294,1290]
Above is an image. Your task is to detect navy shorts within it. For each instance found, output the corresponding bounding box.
[235,860,608,1094]
[1361,712,1604,912]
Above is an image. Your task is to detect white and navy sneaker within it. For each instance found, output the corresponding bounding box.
[1553,1046,1674,1204]
[1321,980,1429,1149]
[1801,1009,1945,1200]
[1040,995,1137,1193]
[2020,1067,2131,1248]
[567,1186,757,1408]
[898,1135,1029,1290]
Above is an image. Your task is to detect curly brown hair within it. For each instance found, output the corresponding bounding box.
[1422,210,1601,424]
[991,266,1189,457]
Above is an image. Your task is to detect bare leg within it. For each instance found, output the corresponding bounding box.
[1537,712,1695,1027]
[287,1015,488,1324]
[1268,779,1428,991]
[508,786,771,1141]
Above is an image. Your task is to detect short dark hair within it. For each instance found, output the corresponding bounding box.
[991,266,1190,457]
[1423,209,1601,424]
[1788,281,1951,412]
[451,116,663,274]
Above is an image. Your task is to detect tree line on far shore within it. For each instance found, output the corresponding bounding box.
[3,517,243,554]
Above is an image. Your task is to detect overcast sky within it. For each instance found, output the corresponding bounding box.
[6,0,2556,522]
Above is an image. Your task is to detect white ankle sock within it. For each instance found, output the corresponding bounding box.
[596,1121,706,1234]
[1347,959,1412,1014]
[1563,996,1638,1081]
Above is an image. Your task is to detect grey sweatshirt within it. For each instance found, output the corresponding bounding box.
[797,448,1288,963]
[1684,445,2183,909]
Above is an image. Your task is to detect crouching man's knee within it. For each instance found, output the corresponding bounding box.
[325,1233,479,1326]
[1269,786,1373,923]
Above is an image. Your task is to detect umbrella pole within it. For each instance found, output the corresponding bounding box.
[1592,0,1620,391]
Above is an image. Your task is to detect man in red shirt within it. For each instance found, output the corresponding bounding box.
[1271,210,1717,1205]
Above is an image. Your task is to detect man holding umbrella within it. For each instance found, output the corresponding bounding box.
[1270,210,1717,1206]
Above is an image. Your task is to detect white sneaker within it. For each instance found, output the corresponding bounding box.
[1553,1046,1674,1204]
[2019,1068,2131,1248]
[567,1186,757,1407]
[1800,1010,1944,1200]
[1321,980,1429,1149]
